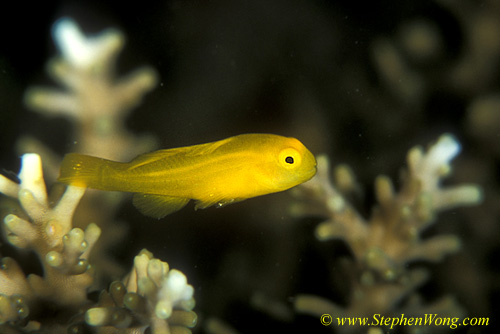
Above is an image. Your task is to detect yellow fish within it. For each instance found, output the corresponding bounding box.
[58,133,317,218]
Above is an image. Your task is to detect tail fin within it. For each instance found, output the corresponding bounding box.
[58,153,108,188]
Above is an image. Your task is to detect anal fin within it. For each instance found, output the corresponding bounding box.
[133,193,189,219]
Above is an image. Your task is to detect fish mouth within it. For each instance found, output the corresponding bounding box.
[305,166,317,180]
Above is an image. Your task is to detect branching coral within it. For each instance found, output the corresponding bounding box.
[0,5,492,334]
[84,249,196,334]
[292,134,482,332]
[0,153,98,330]
[19,17,159,282]
[0,154,196,333]
[24,18,157,161]
[0,18,197,334]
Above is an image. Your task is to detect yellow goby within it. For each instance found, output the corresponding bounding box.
[58,133,317,218]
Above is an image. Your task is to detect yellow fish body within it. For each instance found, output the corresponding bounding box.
[58,133,317,218]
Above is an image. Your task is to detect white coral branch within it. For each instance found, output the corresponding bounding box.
[52,18,123,71]
[1,154,85,252]
[406,134,482,209]
[292,134,482,330]
[24,18,158,160]
[291,134,482,272]
[87,250,196,333]
[1,153,99,309]
[124,250,195,319]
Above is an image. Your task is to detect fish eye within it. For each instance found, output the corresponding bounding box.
[279,148,301,169]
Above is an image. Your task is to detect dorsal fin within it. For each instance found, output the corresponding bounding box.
[132,193,190,219]
[127,137,233,171]
[184,137,232,156]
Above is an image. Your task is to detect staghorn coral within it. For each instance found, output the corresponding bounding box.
[1,3,498,333]
[292,134,482,333]
[24,17,157,162]
[0,153,98,331]
[19,17,160,282]
[0,154,196,333]
[83,249,196,334]
[0,18,197,334]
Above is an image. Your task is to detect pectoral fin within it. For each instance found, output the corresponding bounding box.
[133,193,190,219]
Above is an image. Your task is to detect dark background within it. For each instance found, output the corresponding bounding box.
[1,1,499,333]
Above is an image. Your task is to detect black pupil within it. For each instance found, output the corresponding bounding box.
[285,156,294,164]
